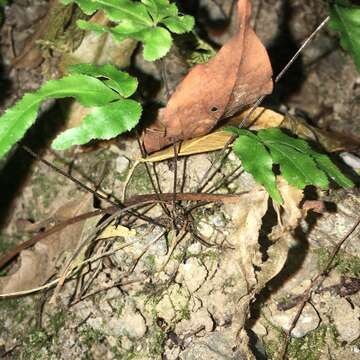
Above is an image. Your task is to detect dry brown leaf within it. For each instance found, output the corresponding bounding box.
[224,178,303,351]
[143,0,273,153]
[281,114,360,152]
[0,195,98,295]
[142,105,358,163]
[142,107,282,162]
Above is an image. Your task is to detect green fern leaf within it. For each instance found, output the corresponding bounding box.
[52,99,142,150]
[69,63,138,97]
[137,27,172,61]
[310,152,354,188]
[227,127,354,203]
[232,130,283,204]
[0,74,119,158]
[65,0,194,60]
[258,128,329,189]
[329,1,360,71]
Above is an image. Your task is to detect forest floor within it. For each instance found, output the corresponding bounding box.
[0,1,360,359]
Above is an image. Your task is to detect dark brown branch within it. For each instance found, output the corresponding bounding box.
[124,192,247,206]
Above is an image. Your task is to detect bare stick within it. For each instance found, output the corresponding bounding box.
[22,145,158,226]
[239,16,330,129]
[280,216,360,359]
[135,133,172,217]
[22,145,118,206]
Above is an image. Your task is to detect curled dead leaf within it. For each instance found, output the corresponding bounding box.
[225,178,303,345]
[142,106,357,163]
[143,0,273,153]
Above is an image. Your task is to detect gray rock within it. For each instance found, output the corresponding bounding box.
[116,155,130,173]
[269,302,320,338]
[180,332,243,360]
[176,257,208,293]
[307,188,360,257]
[333,297,360,343]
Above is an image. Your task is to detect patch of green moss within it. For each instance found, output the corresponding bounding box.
[0,298,31,323]
[328,324,341,348]
[116,303,125,318]
[115,168,130,182]
[264,339,283,359]
[49,310,66,335]
[128,164,153,195]
[0,233,23,255]
[187,249,219,263]
[80,325,105,346]
[78,325,107,359]
[111,346,138,360]
[22,327,50,360]
[31,170,63,210]
[149,325,166,356]
[316,248,360,276]
[145,254,156,273]
[288,325,327,360]
[179,304,191,320]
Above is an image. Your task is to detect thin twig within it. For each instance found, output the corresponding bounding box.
[0,207,112,270]
[22,145,117,206]
[135,133,172,217]
[124,191,248,206]
[70,276,147,305]
[280,216,360,359]
[22,145,158,226]
[239,16,330,129]
[49,200,162,303]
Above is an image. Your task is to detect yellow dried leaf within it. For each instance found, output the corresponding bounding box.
[98,223,136,240]
[142,107,284,163]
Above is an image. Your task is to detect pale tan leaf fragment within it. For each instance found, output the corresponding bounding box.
[142,107,283,163]
[98,222,136,240]
[225,178,304,347]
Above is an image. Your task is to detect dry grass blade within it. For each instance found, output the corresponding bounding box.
[142,107,284,163]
